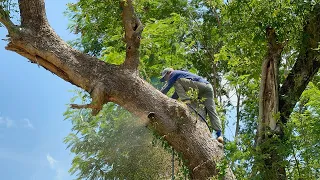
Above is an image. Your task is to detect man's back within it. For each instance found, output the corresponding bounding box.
[168,70,209,85]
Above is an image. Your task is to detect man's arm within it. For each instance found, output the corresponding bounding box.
[160,72,177,94]
[160,83,171,94]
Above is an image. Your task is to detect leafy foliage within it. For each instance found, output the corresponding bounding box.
[0,0,19,25]
[64,90,176,179]
[62,0,320,179]
[287,80,320,179]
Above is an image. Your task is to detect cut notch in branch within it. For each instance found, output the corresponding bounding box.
[6,42,72,82]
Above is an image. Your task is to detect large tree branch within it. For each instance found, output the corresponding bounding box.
[8,0,116,115]
[19,0,48,29]
[279,4,320,124]
[120,0,143,70]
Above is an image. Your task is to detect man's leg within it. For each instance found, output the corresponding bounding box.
[176,79,220,129]
[204,95,222,131]
[175,79,210,127]
[200,84,223,143]
[178,80,221,130]
[174,78,200,100]
[173,79,190,101]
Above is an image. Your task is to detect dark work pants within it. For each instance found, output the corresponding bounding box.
[174,78,222,131]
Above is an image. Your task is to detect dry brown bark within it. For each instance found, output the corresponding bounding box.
[256,27,286,179]
[257,27,285,144]
[0,0,235,179]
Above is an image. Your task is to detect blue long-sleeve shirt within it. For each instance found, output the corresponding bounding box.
[160,70,209,99]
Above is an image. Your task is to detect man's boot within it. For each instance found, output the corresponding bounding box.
[216,130,224,144]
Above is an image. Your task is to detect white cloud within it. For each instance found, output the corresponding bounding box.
[23,118,35,129]
[0,117,15,128]
[46,154,66,180]
[0,116,35,129]
[6,118,14,128]
[46,154,58,169]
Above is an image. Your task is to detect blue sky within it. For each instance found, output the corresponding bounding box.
[0,0,76,179]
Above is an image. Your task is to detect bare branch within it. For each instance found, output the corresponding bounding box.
[70,104,94,109]
[6,42,71,82]
[18,0,48,29]
[120,0,143,70]
[0,5,17,33]
[254,27,290,179]
[70,82,110,115]
[70,104,102,115]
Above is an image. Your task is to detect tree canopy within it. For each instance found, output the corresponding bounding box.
[0,0,319,179]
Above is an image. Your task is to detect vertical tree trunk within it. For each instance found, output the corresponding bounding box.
[212,62,218,99]
[235,89,241,138]
[256,27,286,179]
[255,5,320,179]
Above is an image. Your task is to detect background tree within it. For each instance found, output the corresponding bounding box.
[219,0,320,179]
[0,0,235,179]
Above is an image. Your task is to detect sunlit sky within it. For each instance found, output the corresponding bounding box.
[0,0,76,179]
[0,1,236,180]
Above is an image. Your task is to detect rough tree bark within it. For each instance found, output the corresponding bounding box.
[0,0,235,179]
[256,4,320,179]
[257,27,285,143]
[279,4,320,124]
[256,27,286,179]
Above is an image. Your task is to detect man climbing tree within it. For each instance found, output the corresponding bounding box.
[1,0,319,179]
[160,68,223,143]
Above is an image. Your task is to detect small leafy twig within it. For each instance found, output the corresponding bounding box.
[0,4,16,32]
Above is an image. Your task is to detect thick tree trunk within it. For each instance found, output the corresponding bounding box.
[0,0,235,179]
[279,4,320,124]
[256,3,320,178]
[256,27,286,179]
[257,27,283,143]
